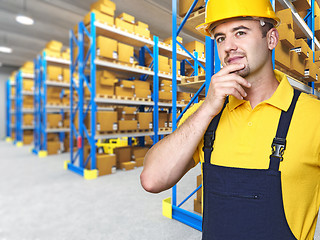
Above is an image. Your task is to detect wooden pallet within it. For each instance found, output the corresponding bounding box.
[159,127,172,132]
[181,75,206,84]
[96,94,117,99]
[138,129,153,132]
[135,97,152,102]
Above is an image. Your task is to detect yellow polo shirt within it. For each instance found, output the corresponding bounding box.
[179,70,320,240]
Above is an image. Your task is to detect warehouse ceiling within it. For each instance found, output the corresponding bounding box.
[0,0,200,74]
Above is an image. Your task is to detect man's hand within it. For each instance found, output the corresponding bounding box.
[201,64,251,118]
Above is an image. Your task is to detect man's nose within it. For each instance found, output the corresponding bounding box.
[224,37,238,53]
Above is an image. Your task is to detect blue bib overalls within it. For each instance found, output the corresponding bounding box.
[202,89,301,240]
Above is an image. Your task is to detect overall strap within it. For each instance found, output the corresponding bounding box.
[269,89,301,171]
[203,98,229,164]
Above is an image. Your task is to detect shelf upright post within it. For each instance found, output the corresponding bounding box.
[40,52,48,157]
[311,0,315,94]
[90,12,97,171]
[172,0,178,208]
[78,22,85,170]
[205,37,215,96]
[153,35,159,145]
[15,71,23,146]
[69,28,75,171]
[6,79,11,142]
[33,57,40,154]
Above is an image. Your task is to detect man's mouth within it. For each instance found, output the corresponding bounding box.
[227,56,245,64]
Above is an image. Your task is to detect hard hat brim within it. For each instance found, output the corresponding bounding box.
[196,16,281,37]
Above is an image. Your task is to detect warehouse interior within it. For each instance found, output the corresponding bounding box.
[1,0,320,239]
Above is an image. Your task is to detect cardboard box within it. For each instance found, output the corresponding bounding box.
[177,92,191,102]
[292,0,311,12]
[97,36,118,60]
[118,80,135,88]
[46,40,63,52]
[194,198,202,214]
[91,154,117,176]
[90,2,115,16]
[62,68,70,83]
[23,96,34,108]
[276,8,293,29]
[120,161,136,171]
[159,111,168,128]
[47,133,59,141]
[23,79,34,91]
[118,120,138,131]
[115,86,134,97]
[134,25,150,38]
[96,71,116,96]
[315,16,320,40]
[118,42,134,63]
[290,51,306,77]
[119,114,136,121]
[47,66,62,81]
[114,146,132,169]
[44,48,61,58]
[23,131,33,145]
[118,12,135,24]
[47,87,62,104]
[23,114,34,126]
[159,91,172,101]
[115,18,134,33]
[196,174,202,201]
[134,88,151,99]
[132,147,149,159]
[179,0,205,17]
[294,39,311,59]
[275,42,291,70]
[62,51,70,60]
[47,140,61,155]
[47,114,63,128]
[95,0,116,10]
[133,80,150,90]
[304,59,318,82]
[160,79,172,87]
[164,36,183,45]
[84,10,114,26]
[278,24,295,48]
[160,85,172,92]
[118,107,137,114]
[184,41,205,58]
[96,111,118,132]
[137,112,153,130]
[315,51,320,62]
[135,157,144,167]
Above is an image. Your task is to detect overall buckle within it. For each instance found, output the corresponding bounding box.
[271,137,286,161]
[203,132,214,151]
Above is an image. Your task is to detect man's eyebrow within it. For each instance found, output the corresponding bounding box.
[213,25,250,39]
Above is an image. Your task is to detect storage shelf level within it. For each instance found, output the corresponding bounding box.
[45,56,70,66]
[46,128,70,133]
[95,131,154,140]
[46,81,70,88]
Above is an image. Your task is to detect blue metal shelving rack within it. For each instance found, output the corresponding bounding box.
[6,79,12,142]
[14,71,23,147]
[164,0,320,232]
[32,52,70,157]
[67,12,184,179]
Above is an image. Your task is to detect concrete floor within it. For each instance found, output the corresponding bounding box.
[0,140,319,240]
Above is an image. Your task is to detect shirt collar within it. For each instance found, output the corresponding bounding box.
[228,70,293,112]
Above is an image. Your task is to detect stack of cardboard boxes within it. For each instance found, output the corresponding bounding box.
[146,54,171,73]
[23,114,33,126]
[47,114,63,129]
[47,133,62,155]
[194,174,202,214]
[86,153,117,176]
[21,61,34,75]
[134,80,151,99]
[23,131,33,145]
[179,0,205,17]
[96,111,118,133]
[114,146,149,171]
[159,79,172,102]
[115,80,135,98]
[137,112,153,131]
[117,106,138,131]
[84,0,115,26]
[275,8,320,83]
[44,40,63,58]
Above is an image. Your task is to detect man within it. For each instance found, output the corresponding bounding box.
[141,0,320,239]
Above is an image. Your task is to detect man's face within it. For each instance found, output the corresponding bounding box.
[212,19,270,78]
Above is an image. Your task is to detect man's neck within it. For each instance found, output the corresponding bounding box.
[243,67,279,109]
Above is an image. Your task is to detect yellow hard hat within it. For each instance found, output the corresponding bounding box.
[196,0,281,36]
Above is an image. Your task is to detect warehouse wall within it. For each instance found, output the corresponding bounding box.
[0,72,10,139]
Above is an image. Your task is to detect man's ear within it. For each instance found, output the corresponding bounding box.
[267,28,279,50]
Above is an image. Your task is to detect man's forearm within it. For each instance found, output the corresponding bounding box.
[140,103,214,193]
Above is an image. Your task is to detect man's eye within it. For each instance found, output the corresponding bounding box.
[236,31,246,36]
[216,37,225,43]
